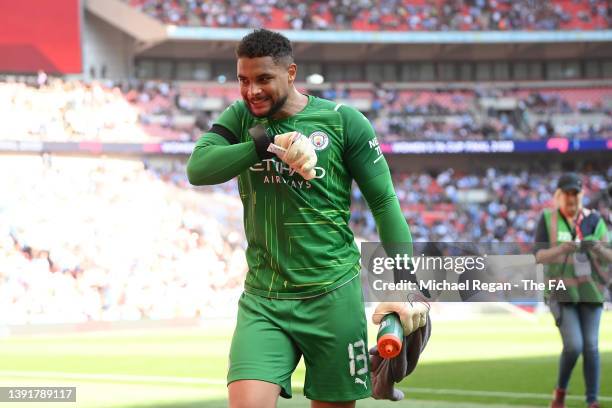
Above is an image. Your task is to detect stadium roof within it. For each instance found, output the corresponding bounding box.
[167,27,612,44]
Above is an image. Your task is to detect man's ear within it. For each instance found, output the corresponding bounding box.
[287,63,297,84]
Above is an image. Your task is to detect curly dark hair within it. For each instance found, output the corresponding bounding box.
[236,29,293,66]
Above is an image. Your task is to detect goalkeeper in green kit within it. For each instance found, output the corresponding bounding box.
[187,29,428,408]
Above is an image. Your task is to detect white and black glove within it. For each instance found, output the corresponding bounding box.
[372,301,429,336]
[267,131,317,180]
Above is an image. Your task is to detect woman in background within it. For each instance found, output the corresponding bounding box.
[535,173,611,408]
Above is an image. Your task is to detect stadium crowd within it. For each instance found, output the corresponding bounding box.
[0,156,245,324]
[0,80,150,142]
[2,78,610,143]
[352,167,611,243]
[125,0,611,31]
[1,154,609,324]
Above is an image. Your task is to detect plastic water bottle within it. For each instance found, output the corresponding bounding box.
[376,313,403,359]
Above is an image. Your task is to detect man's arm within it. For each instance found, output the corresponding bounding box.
[186,103,272,186]
[186,132,260,186]
[358,173,411,249]
[340,105,426,334]
[340,105,412,258]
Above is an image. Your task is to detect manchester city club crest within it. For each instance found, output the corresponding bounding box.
[308,131,329,151]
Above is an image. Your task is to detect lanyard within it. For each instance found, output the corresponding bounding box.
[558,209,583,240]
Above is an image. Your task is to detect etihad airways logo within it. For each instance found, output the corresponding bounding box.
[249,159,325,189]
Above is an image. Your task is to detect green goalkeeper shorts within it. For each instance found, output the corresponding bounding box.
[227,276,371,402]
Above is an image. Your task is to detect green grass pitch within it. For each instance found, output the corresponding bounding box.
[0,313,610,408]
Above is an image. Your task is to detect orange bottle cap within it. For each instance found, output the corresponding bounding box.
[377,333,402,359]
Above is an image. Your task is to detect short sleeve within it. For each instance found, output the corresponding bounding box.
[535,214,549,244]
[594,218,609,243]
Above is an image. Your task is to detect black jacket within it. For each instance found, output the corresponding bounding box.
[369,315,432,400]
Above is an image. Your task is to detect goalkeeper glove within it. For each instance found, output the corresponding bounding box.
[267,131,317,180]
[372,301,429,336]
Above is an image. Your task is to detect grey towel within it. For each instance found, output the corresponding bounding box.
[369,315,432,401]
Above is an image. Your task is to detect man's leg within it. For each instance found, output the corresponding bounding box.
[229,380,281,408]
[292,277,371,403]
[228,293,301,405]
[311,400,356,408]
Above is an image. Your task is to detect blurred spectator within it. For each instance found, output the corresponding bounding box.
[1,78,610,143]
[124,0,611,31]
[1,153,608,324]
[0,155,245,324]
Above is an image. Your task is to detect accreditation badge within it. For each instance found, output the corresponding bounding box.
[573,252,592,277]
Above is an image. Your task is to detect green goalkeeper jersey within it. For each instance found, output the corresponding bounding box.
[187,95,410,299]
